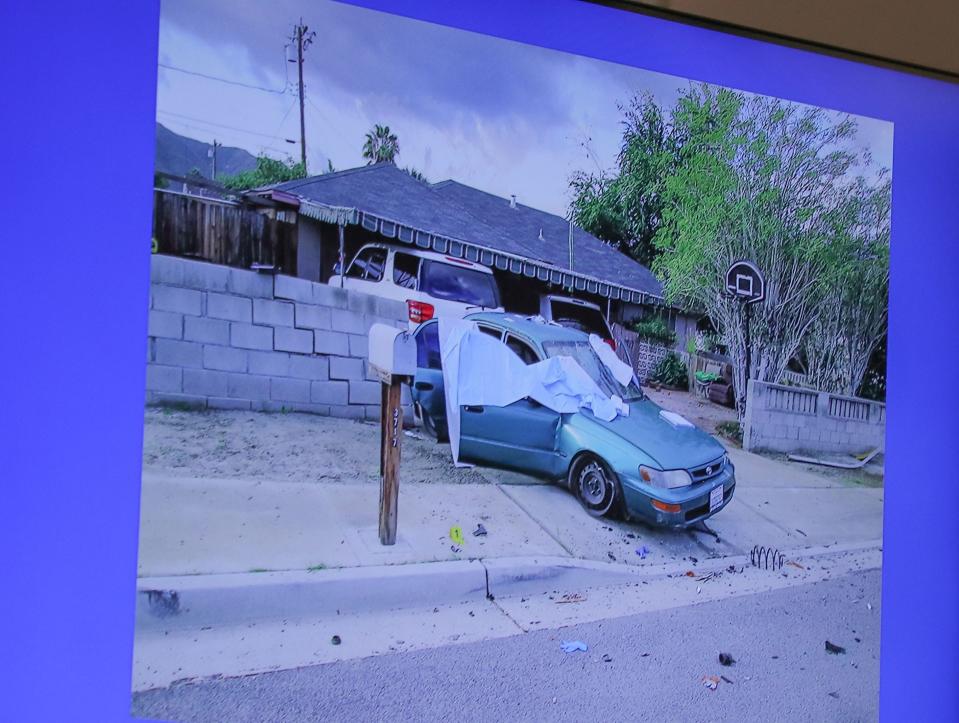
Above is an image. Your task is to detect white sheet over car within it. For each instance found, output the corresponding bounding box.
[437,318,628,465]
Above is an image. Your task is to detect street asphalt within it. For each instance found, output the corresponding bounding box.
[132,569,881,722]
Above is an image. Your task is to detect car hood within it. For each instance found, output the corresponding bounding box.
[586,399,726,471]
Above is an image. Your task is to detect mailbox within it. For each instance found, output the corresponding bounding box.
[368,323,417,382]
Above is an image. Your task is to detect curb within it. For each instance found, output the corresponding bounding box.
[136,559,488,631]
[136,539,882,631]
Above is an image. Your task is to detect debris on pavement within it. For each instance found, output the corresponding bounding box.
[556,593,587,604]
[472,523,488,537]
[636,546,650,559]
[796,528,808,537]
[450,526,465,546]
[330,635,341,646]
[602,654,613,663]
[697,571,719,583]
[702,675,720,691]
[450,545,462,553]
[720,675,734,685]
[825,640,846,655]
[786,560,806,570]
[828,692,840,699]
[719,653,735,666]
[560,640,588,653]
[607,551,616,561]
[685,571,696,578]
[403,430,424,440]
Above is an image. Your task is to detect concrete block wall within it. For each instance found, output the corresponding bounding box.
[146,254,412,421]
[743,380,885,455]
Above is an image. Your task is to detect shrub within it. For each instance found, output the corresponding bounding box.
[715,421,743,445]
[650,352,688,389]
[631,316,676,346]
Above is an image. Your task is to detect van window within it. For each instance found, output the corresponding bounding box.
[420,260,499,308]
[477,325,502,340]
[347,247,387,282]
[393,252,419,290]
[415,323,442,370]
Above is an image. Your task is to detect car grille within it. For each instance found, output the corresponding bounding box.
[690,455,726,483]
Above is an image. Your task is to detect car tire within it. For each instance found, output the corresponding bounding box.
[421,409,449,443]
[570,454,623,519]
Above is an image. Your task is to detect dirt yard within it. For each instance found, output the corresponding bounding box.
[643,386,738,434]
[142,408,492,485]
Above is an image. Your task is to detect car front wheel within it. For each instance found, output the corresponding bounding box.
[570,455,622,518]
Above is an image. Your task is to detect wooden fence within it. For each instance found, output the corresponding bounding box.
[152,190,297,275]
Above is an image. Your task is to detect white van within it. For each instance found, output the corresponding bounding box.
[329,243,504,326]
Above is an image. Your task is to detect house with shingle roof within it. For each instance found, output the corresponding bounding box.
[248,162,697,345]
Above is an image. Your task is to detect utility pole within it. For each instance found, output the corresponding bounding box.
[209,139,221,180]
[291,19,315,173]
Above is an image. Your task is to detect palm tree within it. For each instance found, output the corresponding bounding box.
[362,124,400,165]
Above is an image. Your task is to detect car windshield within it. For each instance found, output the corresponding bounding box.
[542,340,644,402]
[420,260,499,308]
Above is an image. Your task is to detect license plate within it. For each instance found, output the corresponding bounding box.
[709,485,724,512]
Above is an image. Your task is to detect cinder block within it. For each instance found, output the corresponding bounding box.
[203,345,248,373]
[184,316,230,345]
[253,299,295,327]
[180,259,230,292]
[148,310,183,339]
[331,308,369,334]
[229,267,274,298]
[252,400,289,413]
[274,274,314,303]
[148,392,207,410]
[226,373,271,401]
[207,293,252,323]
[271,377,311,403]
[290,355,329,380]
[311,380,348,405]
[314,330,350,357]
[364,405,381,421]
[294,303,332,330]
[347,291,379,317]
[230,323,273,350]
[152,285,202,316]
[208,397,252,411]
[150,254,185,286]
[374,297,408,321]
[183,368,229,397]
[249,351,291,377]
[274,326,313,354]
[349,380,381,405]
[330,356,364,381]
[288,402,330,416]
[313,283,350,309]
[348,333,368,359]
[154,339,203,368]
[146,364,182,393]
[329,405,365,420]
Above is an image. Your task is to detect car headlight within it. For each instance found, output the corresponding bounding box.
[639,466,692,489]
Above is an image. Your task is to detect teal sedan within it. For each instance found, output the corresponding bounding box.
[410,312,735,528]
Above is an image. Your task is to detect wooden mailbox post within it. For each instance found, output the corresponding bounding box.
[368,324,416,545]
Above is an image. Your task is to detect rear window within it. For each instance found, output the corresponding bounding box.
[420,260,499,308]
[549,300,609,337]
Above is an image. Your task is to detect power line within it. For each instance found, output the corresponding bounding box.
[157,109,297,143]
[158,62,288,94]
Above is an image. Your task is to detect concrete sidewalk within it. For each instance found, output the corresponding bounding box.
[138,442,883,578]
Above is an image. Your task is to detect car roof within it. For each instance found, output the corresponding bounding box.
[357,242,495,275]
[465,311,591,344]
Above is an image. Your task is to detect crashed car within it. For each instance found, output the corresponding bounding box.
[410,312,735,528]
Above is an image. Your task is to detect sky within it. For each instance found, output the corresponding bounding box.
[156,0,894,218]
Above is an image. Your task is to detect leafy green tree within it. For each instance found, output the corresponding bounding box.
[570,94,676,267]
[616,85,889,411]
[362,124,400,164]
[219,155,307,191]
